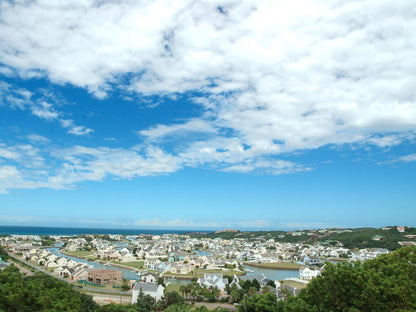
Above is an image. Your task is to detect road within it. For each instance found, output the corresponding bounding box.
[7,252,132,297]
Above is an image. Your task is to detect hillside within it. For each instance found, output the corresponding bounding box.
[191,226,416,250]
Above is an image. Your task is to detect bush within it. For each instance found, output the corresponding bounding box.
[204,293,216,303]
[196,296,204,302]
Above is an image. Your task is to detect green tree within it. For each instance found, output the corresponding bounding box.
[135,288,155,312]
[211,286,220,301]
[165,291,184,307]
[238,292,278,312]
[121,278,130,291]
[281,246,416,312]
[166,303,192,312]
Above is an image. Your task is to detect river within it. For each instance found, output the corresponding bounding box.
[243,264,299,281]
[48,247,140,281]
[194,250,299,281]
[49,247,299,284]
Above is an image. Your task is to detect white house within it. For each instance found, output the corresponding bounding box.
[197,273,228,294]
[299,266,321,280]
[132,283,164,303]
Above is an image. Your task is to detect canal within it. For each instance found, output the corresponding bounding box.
[49,247,300,284]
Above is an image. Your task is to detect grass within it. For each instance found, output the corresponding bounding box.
[280,279,309,289]
[111,261,144,269]
[244,262,303,270]
[163,268,245,279]
[166,283,183,294]
[62,250,93,258]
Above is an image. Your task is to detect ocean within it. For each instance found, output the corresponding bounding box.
[0,225,203,236]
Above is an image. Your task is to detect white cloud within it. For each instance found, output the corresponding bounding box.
[390,153,416,163]
[222,159,312,175]
[30,101,59,120]
[0,142,183,193]
[367,133,415,148]
[48,145,182,187]
[0,83,93,136]
[27,134,50,143]
[138,119,217,142]
[279,221,338,230]
[0,166,21,193]
[0,146,19,160]
[0,215,49,224]
[133,218,270,229]
[0,0,416,181]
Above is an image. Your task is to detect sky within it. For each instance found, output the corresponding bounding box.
[0,0,415,231]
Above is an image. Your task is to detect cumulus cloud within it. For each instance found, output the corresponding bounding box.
[0,141,183,193]
[0,0,415,184]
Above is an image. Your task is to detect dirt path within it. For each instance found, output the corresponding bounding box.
[193,301,237,311]
[9,259,34,276]
[88,293,132,305]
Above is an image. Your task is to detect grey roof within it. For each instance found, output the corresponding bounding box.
[133,282,161,292]
[0,261,11,270]
[239,274,265,282]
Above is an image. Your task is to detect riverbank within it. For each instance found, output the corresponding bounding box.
[244,261,303,270]
[163,274,194,280]
[60,250,141,273]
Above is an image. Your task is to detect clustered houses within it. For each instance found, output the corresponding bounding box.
[23,248,93,281]
[2,232,392,270]
[1,229,398,300]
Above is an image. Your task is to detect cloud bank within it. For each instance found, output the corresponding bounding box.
[0,0,415,192]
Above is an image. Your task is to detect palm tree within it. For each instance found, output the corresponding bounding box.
[179,285,185,298]
[211,286,220,301]
[184,283,192,300]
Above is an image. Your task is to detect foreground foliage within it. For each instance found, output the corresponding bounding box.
[0,266,99,312]
[278,246,416,312]
[1,246,415,311]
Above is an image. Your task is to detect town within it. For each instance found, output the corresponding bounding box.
[1,225,413,309]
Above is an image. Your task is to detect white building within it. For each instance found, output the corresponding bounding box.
[132,282,164,303]
[299,266,321,280]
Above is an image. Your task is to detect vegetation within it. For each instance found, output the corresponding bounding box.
[2,245,416,311]
[192,226,416,250]
[63,250,94,258]
[40,236,56,247]
[113,261,144,269]
[237,246,416,312]
[0,265,99,311]
[0,246,9,260]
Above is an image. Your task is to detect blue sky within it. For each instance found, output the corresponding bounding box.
[0,0,415,230]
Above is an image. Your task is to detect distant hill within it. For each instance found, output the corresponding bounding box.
[191,226,416,250]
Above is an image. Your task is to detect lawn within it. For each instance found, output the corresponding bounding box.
[163,268,245,279]
[62,250,93,259]
[244,262,303,270]
[166,283,183,294]
[112,261,144,269]
[280,279,309,289]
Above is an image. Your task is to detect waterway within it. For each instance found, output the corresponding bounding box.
[243,264,299,281]
[48,247,140,281]
[49,247,299,284]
